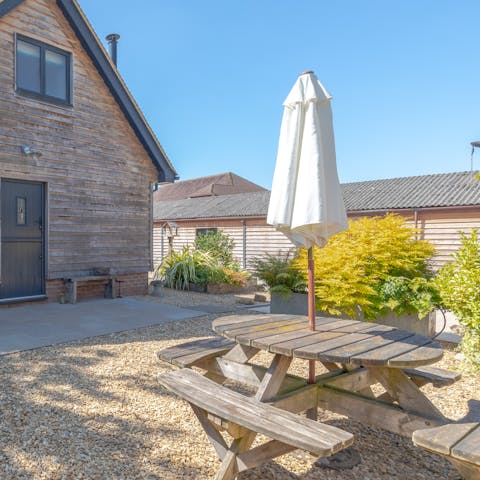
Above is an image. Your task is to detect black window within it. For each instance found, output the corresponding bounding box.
[16,35,71,105]
[196,228,218,237]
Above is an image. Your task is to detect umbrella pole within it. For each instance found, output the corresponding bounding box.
[308,247,316,384]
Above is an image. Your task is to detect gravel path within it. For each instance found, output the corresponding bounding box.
[0,293,478,479]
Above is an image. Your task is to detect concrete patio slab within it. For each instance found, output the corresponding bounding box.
[0,297,208,355]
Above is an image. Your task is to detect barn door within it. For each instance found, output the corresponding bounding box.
[0,179,45,301]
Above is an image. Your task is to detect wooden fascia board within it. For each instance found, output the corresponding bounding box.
[56,0,177,183]
[0,0,27,17]
[153,215,266,224]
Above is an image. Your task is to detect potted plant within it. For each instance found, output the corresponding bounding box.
[286,215,440,336]
[250,252,308,314]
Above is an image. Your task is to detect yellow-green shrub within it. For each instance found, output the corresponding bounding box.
[293,215,436,320]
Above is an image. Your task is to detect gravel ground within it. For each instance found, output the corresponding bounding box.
[0,292,478,480]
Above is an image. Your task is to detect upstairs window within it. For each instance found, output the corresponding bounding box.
[15,35,72,105]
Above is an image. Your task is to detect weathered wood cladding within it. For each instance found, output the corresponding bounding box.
[0,0,158,279]
[154,207,480,271]
[350,208,480,269]
[153,219,295,270]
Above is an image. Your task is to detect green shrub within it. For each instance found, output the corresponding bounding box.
[155,245,249,290]
[250,252,307,294]
[435,230,480,369]
[293,215,437,320]
[194,230,236,267]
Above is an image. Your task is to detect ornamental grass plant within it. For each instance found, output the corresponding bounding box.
[154,231,249,290]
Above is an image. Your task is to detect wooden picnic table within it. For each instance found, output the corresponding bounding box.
[158,313,464,479]
[211,314,448,437]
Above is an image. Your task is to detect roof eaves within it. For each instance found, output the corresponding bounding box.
[56,0,177,182]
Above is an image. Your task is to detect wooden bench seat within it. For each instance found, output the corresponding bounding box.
[403,366,461,388]
[159,368,354,479]
[413,423,480,479]
[64,275,115,304]
[157,337,236,368]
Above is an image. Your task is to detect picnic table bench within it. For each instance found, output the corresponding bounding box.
[413,423,480,480]
[159,368,353,480]
[158,337,461,389]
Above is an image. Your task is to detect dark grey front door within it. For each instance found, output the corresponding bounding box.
[0,179,45,300]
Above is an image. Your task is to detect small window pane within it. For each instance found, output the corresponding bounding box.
[17,197,26,225]
[17,40,41,93]
[196,228,217,237]
[45,50,67,100]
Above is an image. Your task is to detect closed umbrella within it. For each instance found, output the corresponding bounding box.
[267,71,348,383]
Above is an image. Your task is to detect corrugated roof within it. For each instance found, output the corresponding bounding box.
[154,171,480,220]
[343,171,480,211]
[154,172,267,201]
[154,190,271,220]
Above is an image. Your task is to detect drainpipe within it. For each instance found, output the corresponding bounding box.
[161,227,164,262]
[242,220,247,270]
[413,209,419,239]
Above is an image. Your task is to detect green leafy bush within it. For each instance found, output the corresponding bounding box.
[378,276,440,319]
[293,215,437,320]
[194,230,237,267]
[435,230,480,369]
[250,252,307,295]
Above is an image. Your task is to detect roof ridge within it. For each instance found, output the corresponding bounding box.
[342,170,479,187]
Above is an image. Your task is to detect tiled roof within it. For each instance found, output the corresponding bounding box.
[343,171,480,211]
[154,171,480,221]
[154,190,270,220]
[154,172,267,201]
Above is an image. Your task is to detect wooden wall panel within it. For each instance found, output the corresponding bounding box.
[0,0,159,278]
[153,221,296,271]
[154,209,480,274]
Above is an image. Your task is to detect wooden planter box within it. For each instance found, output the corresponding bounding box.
[270,292,436,337]
[151,279,256,296]
[206,278,256,294]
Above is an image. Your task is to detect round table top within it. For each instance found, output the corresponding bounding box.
[212,314,443,368]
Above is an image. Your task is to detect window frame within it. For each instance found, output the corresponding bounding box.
[15,34,73,106]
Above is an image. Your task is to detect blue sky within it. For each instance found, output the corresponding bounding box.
[80,0,480,188]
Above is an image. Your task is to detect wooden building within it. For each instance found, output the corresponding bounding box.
[153,171,480,270]
[0,0,176,303]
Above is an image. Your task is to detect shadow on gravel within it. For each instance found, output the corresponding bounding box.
[0,311,462,480]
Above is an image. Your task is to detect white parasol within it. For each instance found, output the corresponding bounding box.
[267,71,348,382]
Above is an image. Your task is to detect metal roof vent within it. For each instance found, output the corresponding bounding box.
[106,33,120,67]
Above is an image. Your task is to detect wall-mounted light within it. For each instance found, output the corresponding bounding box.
[21,146,42,157]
